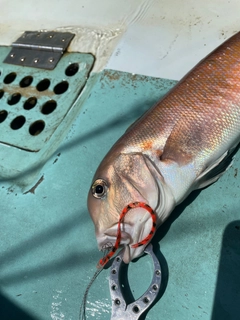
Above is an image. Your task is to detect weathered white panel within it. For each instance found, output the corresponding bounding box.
[1,0,240,79]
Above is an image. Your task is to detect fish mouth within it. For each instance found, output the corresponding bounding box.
[97,224,132,251]
[96,213,153,263]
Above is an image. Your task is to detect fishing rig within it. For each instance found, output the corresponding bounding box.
[80,243,161,320]
[109,243,161,320]
[80,202,162,320]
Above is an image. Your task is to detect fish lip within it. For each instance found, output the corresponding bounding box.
[96,217,152,263]
[96,223,133,251]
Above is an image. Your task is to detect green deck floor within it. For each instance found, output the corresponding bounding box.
[0,70,239,320]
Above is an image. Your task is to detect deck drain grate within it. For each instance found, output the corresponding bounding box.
[0,46,94,152]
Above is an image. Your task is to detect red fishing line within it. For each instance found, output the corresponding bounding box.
[97,201,157,268]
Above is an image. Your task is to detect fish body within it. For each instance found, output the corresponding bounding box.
[88,32,240,263]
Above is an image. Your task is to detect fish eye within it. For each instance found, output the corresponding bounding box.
[91,179,108,199]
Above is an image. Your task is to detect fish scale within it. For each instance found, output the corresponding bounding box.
[123,41,240,166]
[88,32,240,264]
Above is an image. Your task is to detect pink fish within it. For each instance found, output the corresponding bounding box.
[88,32,240,264]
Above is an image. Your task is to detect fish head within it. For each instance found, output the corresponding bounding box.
[87,152,159,263]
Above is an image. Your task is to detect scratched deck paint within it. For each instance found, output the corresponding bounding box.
[0,70,239,320]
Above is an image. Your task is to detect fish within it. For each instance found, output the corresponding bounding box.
[87,32,240,264]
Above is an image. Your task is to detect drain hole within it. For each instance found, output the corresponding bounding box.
[0,89,4,99]
[152,284,158,291]
[4,72,17,84]
[10,115,26,130]
[24,97,37,110]
[114,299,121,306]
[29,120,45,136]
[41,100,57,115]
[143,297,150,304]
[20,76,33,88]
[8,93,21,105]
[155,269,161,276]
[36,79,51,91]
[0,110,8,123]
[54,81,69,94]
[132,305,140,313]
[65,63,79,76]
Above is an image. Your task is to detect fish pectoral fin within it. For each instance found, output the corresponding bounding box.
[196,142,240,189]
